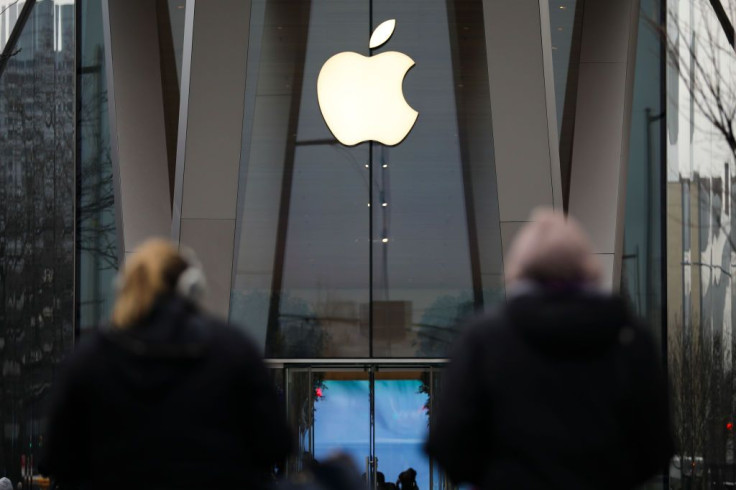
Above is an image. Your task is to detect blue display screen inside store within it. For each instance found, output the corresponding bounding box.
[313,379,430,489]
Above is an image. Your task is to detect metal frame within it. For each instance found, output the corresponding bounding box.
[266,358,449,368]
[170,0,196,244]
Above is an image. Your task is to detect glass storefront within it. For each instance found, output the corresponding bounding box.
[230,0,504,359]
[666,0,736,487]
[0,0,75,482]
[2,0,713,485]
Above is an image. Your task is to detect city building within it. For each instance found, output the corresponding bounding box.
[0,0,733,488]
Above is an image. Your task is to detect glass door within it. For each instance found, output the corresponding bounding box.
[285,365,451,489]
[373,369,431,489]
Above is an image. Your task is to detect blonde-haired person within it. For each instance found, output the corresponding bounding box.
[41,239,291,489]
[426,208,673,489]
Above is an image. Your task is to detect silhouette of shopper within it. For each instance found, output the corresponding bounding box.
[41,239,291,489]
[426,209,674,489]
[396,468,418,490]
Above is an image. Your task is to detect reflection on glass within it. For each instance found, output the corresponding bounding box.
[0,0,75,483]
[665,0,736,488]
[165,0,185,86]
[78,0,119,330]
[429,369,451,490]
[621,0,664,338]
[0,0,29,53]
[230,0,503,358]
[547,0,577,135]
[157,0,185,192]
[286,369,315,475]
[370,0,502,357]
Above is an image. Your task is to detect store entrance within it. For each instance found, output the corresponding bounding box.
[284,364,451,489]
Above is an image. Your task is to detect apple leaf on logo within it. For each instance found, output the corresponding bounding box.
[369,19,396,49]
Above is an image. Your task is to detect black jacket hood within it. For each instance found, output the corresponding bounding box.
[102,294,210,356]
[506,285,630,359]
[95,295,212,395]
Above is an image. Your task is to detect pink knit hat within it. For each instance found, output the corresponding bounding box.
[504,208,602,286]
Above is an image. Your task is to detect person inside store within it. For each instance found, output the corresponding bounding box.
[395,468,418,489]
[425,208,674,489]
[40,238,291,489]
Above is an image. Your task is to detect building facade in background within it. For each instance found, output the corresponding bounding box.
[0,0,734,488]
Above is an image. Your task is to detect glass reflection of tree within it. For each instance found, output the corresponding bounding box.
[419,372,431,427]
[0,2,75,483]
[415,291,475,357]
[669,315,733,489]
[236,290,329,358]
[664,2,736,483]
[77,43,119,326]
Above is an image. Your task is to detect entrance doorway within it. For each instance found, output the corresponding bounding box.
[284,364,451,489]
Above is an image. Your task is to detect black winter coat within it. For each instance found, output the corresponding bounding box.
[41,295,291,489]
[426,287,674,490]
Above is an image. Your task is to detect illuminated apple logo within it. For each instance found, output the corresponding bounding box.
[317,19,418,146]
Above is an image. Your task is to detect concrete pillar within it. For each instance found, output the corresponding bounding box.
[567,0,640,290]
[103,0,172,260]
[171,0,251,317]
[482,0,564,270]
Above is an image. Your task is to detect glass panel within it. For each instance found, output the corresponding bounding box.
[312,371,370,471]
[157,0,185,197]
[621,0,664,334]
[547,0,577,135]
[370,0,502,357]
[230,0,371,357]
[231,0,503,359]
[428,368,455,490]
[0,0,75,483]
[374,371,430,489]
[165,0,185,86]
[286,368,315,475]
[269,367,288,477]
[0,0,29,53]
[666,0,736,488]
[77,0,119,331]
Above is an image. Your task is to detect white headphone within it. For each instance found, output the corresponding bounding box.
[176,246,208,304]
[112,245,208,303]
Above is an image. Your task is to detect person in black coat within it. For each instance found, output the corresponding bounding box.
[425,209,674,490]
[41,239,291,489]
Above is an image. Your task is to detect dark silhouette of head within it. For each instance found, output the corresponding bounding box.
[396,468,417,489]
